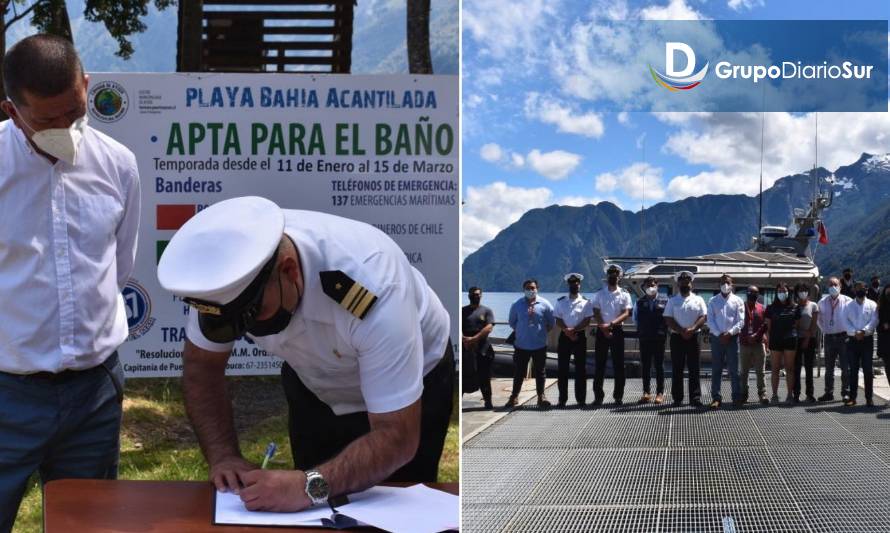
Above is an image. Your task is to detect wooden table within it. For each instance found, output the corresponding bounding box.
[44,479,459,532]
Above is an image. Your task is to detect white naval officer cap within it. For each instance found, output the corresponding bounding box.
[564,273,584,282]
[674,270,695,282]
[157,196,285,343]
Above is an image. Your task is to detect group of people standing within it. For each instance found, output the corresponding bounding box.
[462,266,890,410]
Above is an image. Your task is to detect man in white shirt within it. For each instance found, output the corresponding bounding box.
[663,271,708,407]
[842,281,879,407]
[706,274,745,409]
[591,264,632,405]
[0,35,140,531]
[816,277,852,402]
[157,197,452,512]
[554,273,593,407]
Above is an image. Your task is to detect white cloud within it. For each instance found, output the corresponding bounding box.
[465,94,484,109]
[658,111,890,199]
[527,149,583,180]
[639,0,704,20]
[617,111,630,125]
[462,181,605,257]
[479,143,504,162]
[462,181,556,258]
[594,162,667,202]
[595,173,618,193]
[476,143,582,181]
[727,0,765,11]
[462,0,559,63]
[560,195,602,207]
[524,92,605,138]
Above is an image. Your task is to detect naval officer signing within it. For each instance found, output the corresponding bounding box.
[157,196,453,512]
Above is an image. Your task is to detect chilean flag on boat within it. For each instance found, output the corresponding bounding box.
[818,221,829,244]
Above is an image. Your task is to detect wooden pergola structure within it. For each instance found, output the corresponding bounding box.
[177,0,355,73]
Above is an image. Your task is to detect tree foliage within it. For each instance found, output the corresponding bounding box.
[3,0,174,59]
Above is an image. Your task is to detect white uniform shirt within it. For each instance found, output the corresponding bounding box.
[706,292,745,336]
[592,286,632,324]
[842,297,878,337]
[554,294,592,329]
[817,294,851,335]
[664,293,707,330]
[0,120,140,374]
[187,210,450,416]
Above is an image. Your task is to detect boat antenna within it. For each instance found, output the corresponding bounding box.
[640,134,645,257]
[814,112,819,201]
[758,84,765,238]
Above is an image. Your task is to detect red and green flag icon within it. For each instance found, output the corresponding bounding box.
[155,204,198,263]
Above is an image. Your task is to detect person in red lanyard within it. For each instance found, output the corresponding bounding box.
[816,277,853,402]
[739,286,770,405]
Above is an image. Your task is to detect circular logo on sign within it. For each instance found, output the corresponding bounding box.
[89,80,129,123]
[123,279,156,340]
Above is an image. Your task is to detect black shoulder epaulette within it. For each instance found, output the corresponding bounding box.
[558,296,566,301]
[320,270,378,319]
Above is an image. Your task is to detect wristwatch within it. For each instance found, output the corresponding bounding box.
[304,469,330,505]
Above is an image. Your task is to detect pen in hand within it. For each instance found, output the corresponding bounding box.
[261,442,277,470]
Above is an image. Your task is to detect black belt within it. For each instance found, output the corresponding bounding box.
[824,332,846,338]
[9,352,119,383]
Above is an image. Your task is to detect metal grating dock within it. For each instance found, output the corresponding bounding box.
[462,377,890,532]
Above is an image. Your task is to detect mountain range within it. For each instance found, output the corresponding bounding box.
[462,153,890,291]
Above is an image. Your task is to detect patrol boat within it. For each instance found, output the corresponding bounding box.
[605,189,832,301]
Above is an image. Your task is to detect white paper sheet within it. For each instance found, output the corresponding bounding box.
[214,490,331,527]
[339,484,459,533]
[213,484,458,531]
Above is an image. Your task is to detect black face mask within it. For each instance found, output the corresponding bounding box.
[607,275,619,285]
[747,293,758,303]
[873,282,880,288]
[855,289,867,299]
[248,274,300,337]
[469,295,481,305]
[568,282,580,294]
[844,274,852,280]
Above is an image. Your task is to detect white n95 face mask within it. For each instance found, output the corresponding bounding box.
[31,115,88,165]
[11,101,87,165]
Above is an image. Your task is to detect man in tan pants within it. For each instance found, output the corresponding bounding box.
[740,285,770,405]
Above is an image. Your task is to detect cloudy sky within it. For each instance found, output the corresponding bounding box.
[462,0,890,259]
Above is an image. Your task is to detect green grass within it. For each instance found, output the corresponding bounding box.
[12,377,459,533]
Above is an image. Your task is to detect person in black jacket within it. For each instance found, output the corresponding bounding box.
[867,276,882,302]
[840,268,856,299]
[633,277,667,403]
[877,284,890,388]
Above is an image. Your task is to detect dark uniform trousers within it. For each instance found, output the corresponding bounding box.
[475,349,493,403]
[281,343,454,483]
[793,339,816,399]
[511,347,547,396]
[557,331,587,405]
[670,333,702,403]
[640,337,666,395]
[593,328,625,402]
[847,336,874,402]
